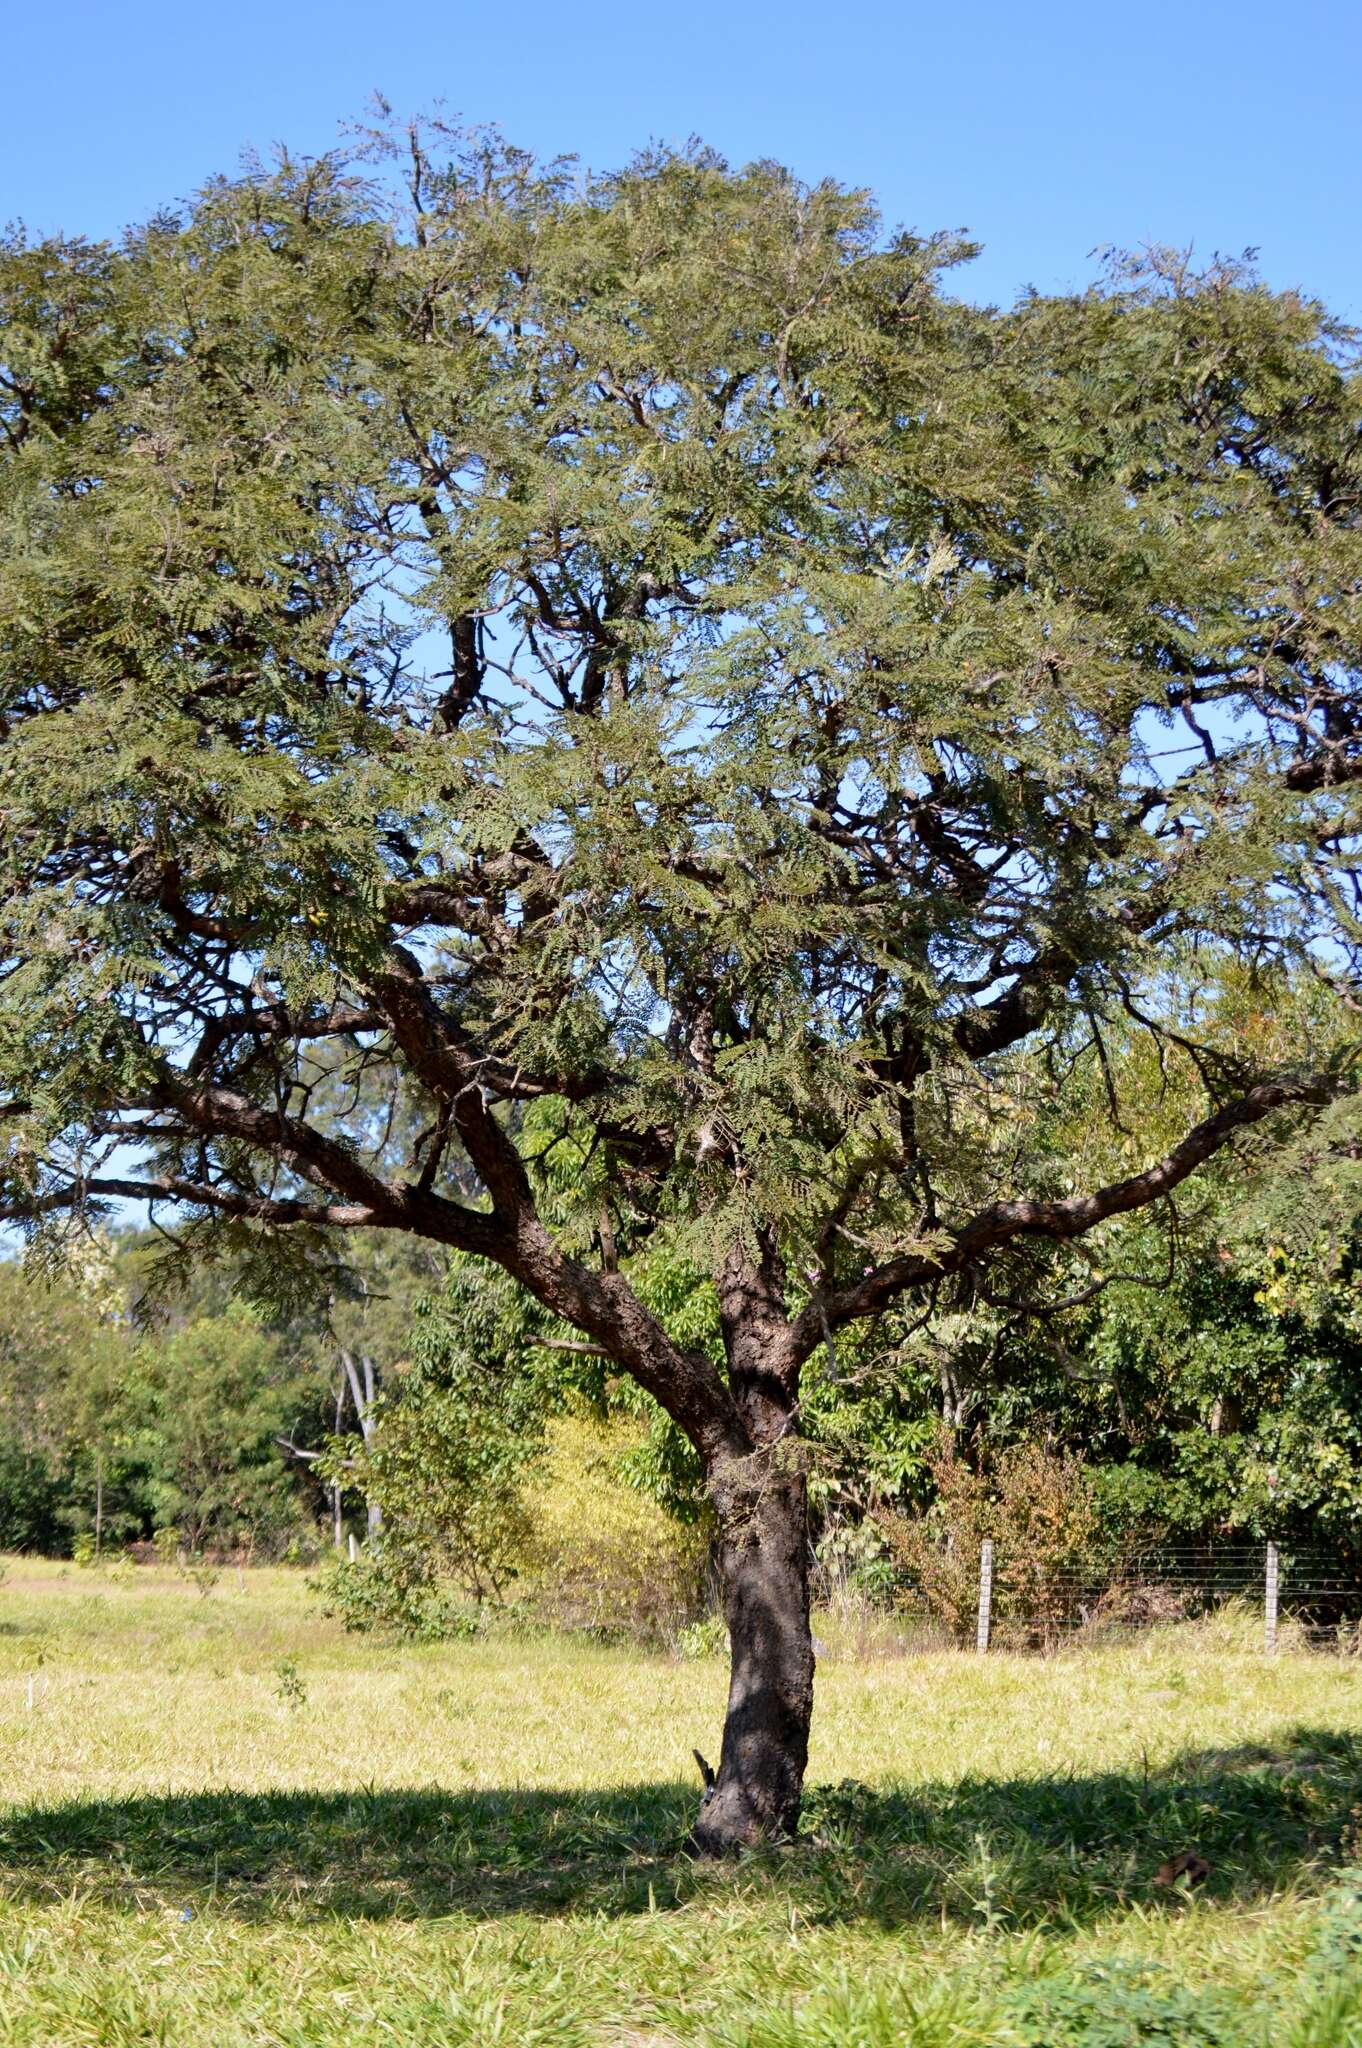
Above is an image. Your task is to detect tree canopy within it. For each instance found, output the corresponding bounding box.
[3,118,1361,1846]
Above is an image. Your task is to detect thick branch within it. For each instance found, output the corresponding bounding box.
[790,1074,1340,1362]
[0,1176,379,1229]
[366,948,746,1457]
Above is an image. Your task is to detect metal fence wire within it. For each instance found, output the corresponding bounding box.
[945,1542,1362,1653]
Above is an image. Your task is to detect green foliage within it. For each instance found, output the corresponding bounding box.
[318,1144,721,1634]
[1,119,1358,1398]
[311,1551,484,1641]
[1042,1206,1362,1550]
[674,1611,729,1659]
[313,1266,550,1630]
[271,1659,307,1711]
[318,1380,708,1643]
[135,1303,316,1554]
[0,1437,64,1551]
[0,1245,337,1557]
[0,1238,142,1549]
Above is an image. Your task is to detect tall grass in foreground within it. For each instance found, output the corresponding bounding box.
[2,1558,1362,2045]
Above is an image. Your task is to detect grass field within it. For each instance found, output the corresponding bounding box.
[3,1561,1362,2045]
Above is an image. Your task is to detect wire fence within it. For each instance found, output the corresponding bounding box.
[903,1542,1362,1654]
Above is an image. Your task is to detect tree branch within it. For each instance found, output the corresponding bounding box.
[790,1073,1342,1363]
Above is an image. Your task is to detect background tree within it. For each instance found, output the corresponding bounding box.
[0,1238,134,1551]
[315,1247,551,1627]
[2,123,1361,1849]
[322,1230,448,1537]
[0,1237,336,1558]
[136,1302,314,1556]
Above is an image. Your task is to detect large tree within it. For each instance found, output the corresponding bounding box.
[2,122,1360,1848]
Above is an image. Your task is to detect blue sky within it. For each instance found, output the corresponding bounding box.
[3,0,1358,318]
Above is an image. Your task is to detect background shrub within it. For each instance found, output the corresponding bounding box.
[515,1414,710,1643]
[880,1431,1101,1644]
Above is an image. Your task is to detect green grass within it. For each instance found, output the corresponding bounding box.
[2,1560,1362,2044]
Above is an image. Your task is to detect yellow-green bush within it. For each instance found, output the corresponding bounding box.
[516,1412,710,1642]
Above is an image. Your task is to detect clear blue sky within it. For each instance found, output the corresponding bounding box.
[4,0,1358,317]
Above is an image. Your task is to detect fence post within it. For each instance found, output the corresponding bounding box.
[1265,1541,1279,1654]
[348,1531,358,1564]
[977,1539,994,1654]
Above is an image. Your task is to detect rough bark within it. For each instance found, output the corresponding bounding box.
[689,1441,814,1854]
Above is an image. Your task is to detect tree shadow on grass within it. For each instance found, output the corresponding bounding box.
[0,1728,1359,1928]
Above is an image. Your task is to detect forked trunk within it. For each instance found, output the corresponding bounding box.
[689,1444,814,1855]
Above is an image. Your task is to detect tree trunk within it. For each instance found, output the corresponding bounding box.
[333,1372,346,1551]
[689,1444,814,1855]
[362,1357,383,1541]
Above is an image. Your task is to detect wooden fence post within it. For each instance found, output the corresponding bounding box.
[1265,1541,1279,1654]
[977,1539,994,1654]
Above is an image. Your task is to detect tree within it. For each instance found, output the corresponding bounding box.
[324,1229,449,1539]
[316,1265,547,1629]
[136,1302,316,1556]
[0,1239,137,1550]
[2,120,1360,1849]
[0,1237,334,1557]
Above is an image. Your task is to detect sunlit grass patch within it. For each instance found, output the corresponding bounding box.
[2,1557,1362,2044]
